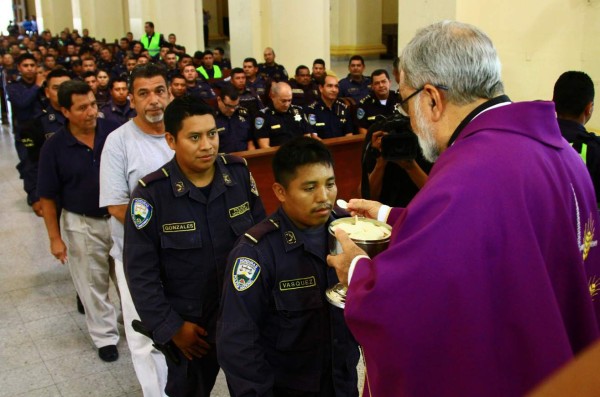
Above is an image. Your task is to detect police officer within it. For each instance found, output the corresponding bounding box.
[243,57,267,100]
[305,75,354,139]
[356,69,399,135]
[338,55,371,103]
[216,84,255,153]
[258,47,288,82]
[254,82,313,148]
[21,68,71,215]
[6,53,45,182]
[217,137,360,397]
[289,65,319,107]
[99,77,136,126]
[140,21,166,58]
[183,64,216,101]
[228,67,264,119]
[124,97,266,397]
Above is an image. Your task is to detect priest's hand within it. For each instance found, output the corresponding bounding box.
[327,228,367,286]
[346,198,382,220]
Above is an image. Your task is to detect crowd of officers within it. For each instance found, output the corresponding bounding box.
[0,22,414,397]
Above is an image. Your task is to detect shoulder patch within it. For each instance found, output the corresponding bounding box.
[357,108,365,120]
[244,217,280,244]
[221,154,248,166]
[255,117,264,130]
[131,198,153,229]
[232,257,261,291]
[249,172,259,196]
[308,114,317,126]
[139,168,169,187]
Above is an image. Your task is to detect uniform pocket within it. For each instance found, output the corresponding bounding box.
[273,288,324,351]
[160,231,202,250]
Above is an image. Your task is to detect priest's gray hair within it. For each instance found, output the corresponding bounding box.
[400,20,504,105]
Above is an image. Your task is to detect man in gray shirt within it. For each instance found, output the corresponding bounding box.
[100,64,173,397]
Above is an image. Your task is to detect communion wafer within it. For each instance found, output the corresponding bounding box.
[332,220,391,240]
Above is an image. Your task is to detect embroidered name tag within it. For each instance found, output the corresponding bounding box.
[162,222,196,233]
[279,276,316,291]
[229,201,250,218]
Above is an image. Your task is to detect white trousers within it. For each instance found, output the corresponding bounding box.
[114,258,168,397]
[61,210,119,348]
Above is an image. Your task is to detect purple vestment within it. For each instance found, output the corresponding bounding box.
[346,101,600,397]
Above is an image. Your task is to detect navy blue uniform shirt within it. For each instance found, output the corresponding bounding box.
[304,97,354,139]
[21,106,67,204]
[217,207,359,396]
[289,79,319,107]
[216,107,252,153]
[258,63,288,82]
[338,74,371,103]
[187,80,216,100]
[253,105,312,147]
[37,118,120,217]
[124,155,266,345]
[356,92,399,131]
[99,99,137,126]
[247,76,267,101]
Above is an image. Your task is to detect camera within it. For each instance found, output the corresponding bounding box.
[378,113,420,161]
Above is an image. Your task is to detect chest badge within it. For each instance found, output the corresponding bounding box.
[284,231,296,245]
[232,257,261,292]
[131,198,153,229]
[294,114,302,122]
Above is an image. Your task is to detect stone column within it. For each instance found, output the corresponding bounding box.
[229,0,330,73]
[34,0,73,34]
[73,0,127,43]
[330,0,386,58]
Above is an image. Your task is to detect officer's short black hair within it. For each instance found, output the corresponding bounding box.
[230,67,244,78]
[164,96,216,138]
[71,59,82,68]
[553,71,595,118]
[109,76,128,90]
[193,51,204,59]
[58,80,92,109]
[16,53,36,65]
[392,56,400,71]
[348,55,365,66]
[243,57,258,68]
[46,68,72,82]
[272,137,334,188]
[219,84,239,101]
[203,50,213,58]
[313,58,325,67]
[145,21,154,29]
[371,69,389,80]
[214,47,225,56]
[128,63,167,93]
[82,70,98,79]
[170,74,185,83]
[295,65,309,76]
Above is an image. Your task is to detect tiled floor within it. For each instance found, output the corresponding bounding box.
[0,110,367,394]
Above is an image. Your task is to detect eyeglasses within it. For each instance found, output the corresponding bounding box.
[399,84,449,115]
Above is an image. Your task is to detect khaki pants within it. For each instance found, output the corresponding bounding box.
[61,210,119,348]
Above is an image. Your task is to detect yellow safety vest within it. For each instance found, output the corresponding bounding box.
[196,65,222,80]
[140,33,161,57]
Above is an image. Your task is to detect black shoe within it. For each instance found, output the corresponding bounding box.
[98,345,119,362]
[76,295,85,314]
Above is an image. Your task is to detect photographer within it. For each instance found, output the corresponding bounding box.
[361,113,431,206]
